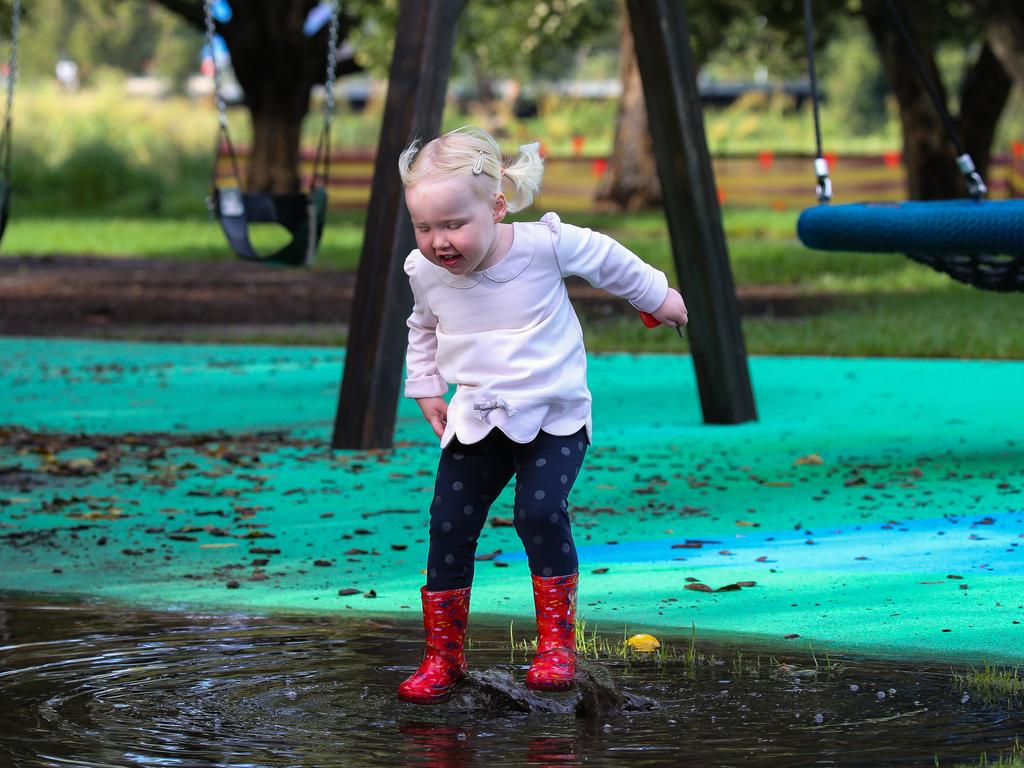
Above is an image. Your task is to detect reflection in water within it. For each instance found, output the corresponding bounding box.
[399,723,580,767]
[0,597,1020,767]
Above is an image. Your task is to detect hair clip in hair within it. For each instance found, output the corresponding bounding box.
[472,150,485,175]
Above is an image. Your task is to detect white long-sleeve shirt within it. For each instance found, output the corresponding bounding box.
[404,212,669,448]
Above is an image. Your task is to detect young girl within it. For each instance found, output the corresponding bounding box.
[396,126,687,704]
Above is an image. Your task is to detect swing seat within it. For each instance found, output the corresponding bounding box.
[213,185,328,268]
[798,199,1024,292]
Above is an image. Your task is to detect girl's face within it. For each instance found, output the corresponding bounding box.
[405,176,507,275]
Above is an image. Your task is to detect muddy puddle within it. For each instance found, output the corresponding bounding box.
[0,595,1020,767]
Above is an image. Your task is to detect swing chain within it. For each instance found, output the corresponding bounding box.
[814,156,832,203]
[2,0,20,179]
[5,0,19,128]
[323,2,340,132]
[203,0,230,134]
[956,154,987,200]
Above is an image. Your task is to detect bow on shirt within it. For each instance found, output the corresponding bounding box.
[472,397,518,420]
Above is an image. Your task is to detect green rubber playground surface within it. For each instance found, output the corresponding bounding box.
[1,337,1021,664]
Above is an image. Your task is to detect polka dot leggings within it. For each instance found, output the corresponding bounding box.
[425,427,588,591]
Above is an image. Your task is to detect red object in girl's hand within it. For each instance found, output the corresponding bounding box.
[639,311,684,338]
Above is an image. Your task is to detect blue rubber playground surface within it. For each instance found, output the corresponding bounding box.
[1,337,1021,663]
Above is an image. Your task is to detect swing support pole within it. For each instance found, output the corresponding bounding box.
[625,0,757,424]
[332,0,465,450]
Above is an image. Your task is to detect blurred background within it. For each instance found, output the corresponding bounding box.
[1,0,1022,356]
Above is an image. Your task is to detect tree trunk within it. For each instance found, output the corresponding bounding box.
[976,0,1024,85]
[861,0,1010,199]
[152,0,359,194]
[223,2,327,193]
[956,42,1013,180]
[595,11,661,210]
[860,0,960,199]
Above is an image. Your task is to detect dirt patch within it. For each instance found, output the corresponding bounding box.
[0,255,836,339]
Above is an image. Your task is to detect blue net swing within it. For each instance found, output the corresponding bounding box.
[795,0,1024,292]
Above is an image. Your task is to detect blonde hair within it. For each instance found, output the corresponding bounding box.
[398,125,544,213]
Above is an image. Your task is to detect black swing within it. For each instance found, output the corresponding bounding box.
[203,0,339,268]
[795,0,1024,292]
[0,0,20,245]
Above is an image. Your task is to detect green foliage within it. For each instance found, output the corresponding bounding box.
[8,82,212,215]
[56,139,165,208]
[346,0,618,84]
[821,17,890,135]
[17,0,197,83]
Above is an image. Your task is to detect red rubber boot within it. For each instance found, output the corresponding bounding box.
[526,573,578,691]
[397,585,471,704]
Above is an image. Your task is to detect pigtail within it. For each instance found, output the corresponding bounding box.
[397,139,421,186]
[502,142,545,213]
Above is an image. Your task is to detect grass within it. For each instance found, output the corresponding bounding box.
[5,205,1022,359]
[952,663,1024,702]
[951,741,1024,768]
[581,288,1024,359]
[0,212,366,269]
[502,617,708,667]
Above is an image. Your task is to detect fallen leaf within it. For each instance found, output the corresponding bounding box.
[474,550,502,561]
[338,588,360,596]
[592,567,609,574]
[363,589,377,598]
[784,633,800,639]
[684,583,713,592]
[793,454,824,466]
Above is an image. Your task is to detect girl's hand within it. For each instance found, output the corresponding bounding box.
[650,288,688,328]
[417,396,448,439]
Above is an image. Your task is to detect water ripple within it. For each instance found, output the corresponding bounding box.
[0,598,1021,767]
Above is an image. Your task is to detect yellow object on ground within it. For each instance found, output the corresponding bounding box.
[627,634,661,652]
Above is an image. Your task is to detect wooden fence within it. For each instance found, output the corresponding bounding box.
[217,144,1024,211]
